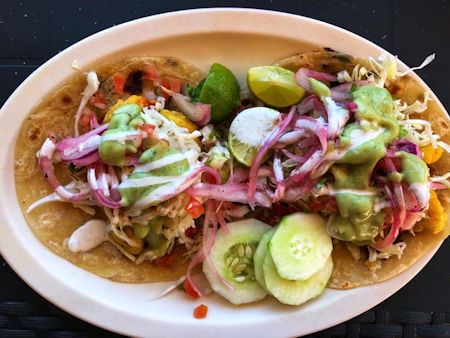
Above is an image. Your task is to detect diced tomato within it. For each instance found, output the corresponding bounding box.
[80,114,91,128]
[185,226,201,238]
[113,76,125,94]
[79,107,96,128]
[185,196,204,219]
[154,253,173,268]
[183,279,200,298]
[138,123,156,136]
[142,64,158,80]
[193,304,208,319]
[170,78,181,93]
[161,79,170,100]
[89,90,107,109]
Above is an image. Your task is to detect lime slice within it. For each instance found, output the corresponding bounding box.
[247,65,305,108]
[198,63,241,123]
[228,107,280,167]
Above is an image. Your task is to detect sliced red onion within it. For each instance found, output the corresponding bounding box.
[324,97,350,140]
[297,136,319,149]
[185,183,271,208]
[186,200,233,296]
[296,96,315,115]
[160,87,211,126]
[275,131,304,148]
[296,95,327,117]
[273,152,285,201]
[228,169,249,184]
[282,148,307,163]
[89,115,100,130]
[38,135,89,202]
[57,123,109,161]
[294,116,327,151]
[107,165,121,201]
[87,163,122,209]
[330,80,374,101]
[281,177,318,202]
[288,116,328,182]
[226,205,250,218]
[295,68,337,93]
[373,184,405,249]
[393,139,423,159]
[248,106,296,209]
[71,151,100,168]
[290,148,324,182]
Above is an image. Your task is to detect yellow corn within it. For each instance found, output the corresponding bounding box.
[110,226,144,255]
[421,190,447,234]
[103,95,150,123]
[420,144,443,164]
[160,109,198,133]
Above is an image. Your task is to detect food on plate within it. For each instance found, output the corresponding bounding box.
[15,50,449,306]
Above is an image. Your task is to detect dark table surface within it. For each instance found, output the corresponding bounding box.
[0,1,449,337]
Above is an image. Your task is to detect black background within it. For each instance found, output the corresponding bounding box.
[0,1,449,337]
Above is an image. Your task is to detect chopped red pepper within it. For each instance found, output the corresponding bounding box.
[113,76,125,95]
[183,279,200,298]
[142,64,158,80]
[138,123,156,136]
[170,78,181,93]
[185,196,204,219]
[193,304,208,319]
[154,253,173,267]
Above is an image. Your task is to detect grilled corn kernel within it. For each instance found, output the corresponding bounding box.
[103,95,150,123]
[420,190,447,234]
[421,144,443,164]
[111,226,144,255]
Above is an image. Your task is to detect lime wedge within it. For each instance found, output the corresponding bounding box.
[199,63,241,123]
[247,65,305,108]
[228,107,280,167]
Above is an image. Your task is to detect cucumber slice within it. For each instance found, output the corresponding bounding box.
[263,255,333,306]
[269,213,332,281]
[253,228,276,293]
[202,218,271,305]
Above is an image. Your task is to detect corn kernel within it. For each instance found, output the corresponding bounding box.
[103,95,150,123]
[420,144,443,164]
[420,190,447,234]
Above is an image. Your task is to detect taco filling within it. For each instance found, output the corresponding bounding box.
[16,51,449,306]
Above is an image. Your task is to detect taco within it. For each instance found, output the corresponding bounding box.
[15,56,206,283]
[276,51,450,288]
[15,50,450,306]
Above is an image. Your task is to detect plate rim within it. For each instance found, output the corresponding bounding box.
[0,8,447,337]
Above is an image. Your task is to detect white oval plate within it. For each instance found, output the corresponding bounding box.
[0,8,447,338]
